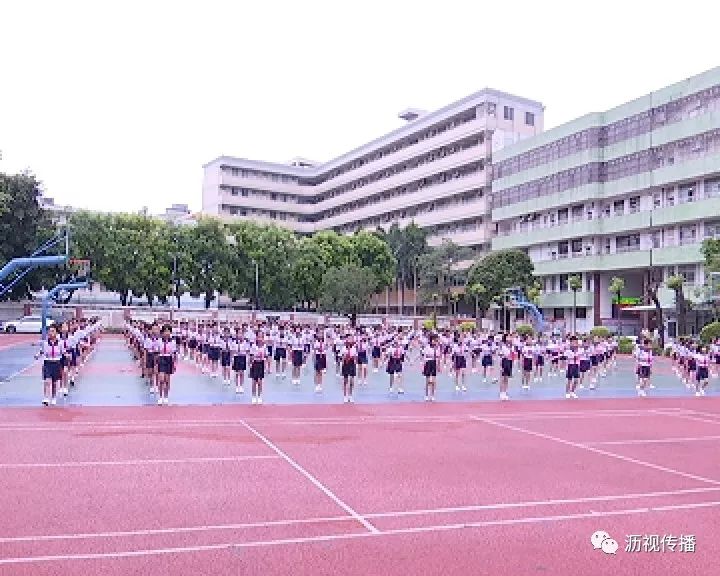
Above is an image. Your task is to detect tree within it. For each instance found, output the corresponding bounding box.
[702,238,720,273]
[568,274,583,334]
[383,222,428,312]
[349,231,396,291]
[185,218,234,309]
[466,282,488,327]
[666,274,688,336]
[645,272,665,349]
[318,263,378,327]
[418,239,473,314]
[292,236,328,309]
[0,172,56,300]
[466,249,535,325]
[608,276,625,336]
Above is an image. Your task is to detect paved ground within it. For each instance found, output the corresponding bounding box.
[0,336,715,407]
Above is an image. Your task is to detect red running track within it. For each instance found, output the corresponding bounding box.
[0,398,718,575]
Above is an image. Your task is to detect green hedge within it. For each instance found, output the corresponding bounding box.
[699,321,720,345]
[423,318,436,330]
[459,321,475,332]
[589,326,611,338]
[617,336,634,354]
[515,324,534,337]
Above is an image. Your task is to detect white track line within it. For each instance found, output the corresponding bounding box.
[586,436,720,446]
[3,486,716,544]
[658,412,720,426]
[0,359,39,383]
[470,416,720,486]
[682,409,720,420]
[0,409,685,430]
[0,455,279,469]
[239,419,379,534]
[3,500,720,565]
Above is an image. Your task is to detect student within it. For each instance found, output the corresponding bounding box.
[143,323,161,394]
[695,344,710,397]
[498,334,513,401]
[59,322,75,397]
[313,333,327,393]
[422,334,439,401]
[35,325,65,406]
[452,333,468,393]
[232,328,247,395]
[340,336,358,403]
[274,327,288,379]
[357,335,369,386]
[156,324,177,405]
[290,328,304,386]
[564,336,580,399]
[480,336,495,383]
[371,331,382,373]
[249,335,267,404]
[520,338,534,391]
[533,337,545,383]
[207,326,222,378]
[386,338,403,395]
[220,327,233,384]
[636,339,652,396]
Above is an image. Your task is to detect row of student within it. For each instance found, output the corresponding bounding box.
[126,320,634,403]
[668,338,720,396]
[35,317,102,406]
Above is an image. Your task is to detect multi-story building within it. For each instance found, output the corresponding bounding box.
[202,89,544,257]
[491,66,720,335]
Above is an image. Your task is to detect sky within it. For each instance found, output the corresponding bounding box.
[1,0,719,214]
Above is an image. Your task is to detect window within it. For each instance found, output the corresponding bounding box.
[575,307,587,319]
[504,106,514,121]
[706,178,720,198]
[571,239,583,253]
[553,308,565,320]
[613,200,625,215]
[559,274,569,291]
[705,220,720,239]
[651,231,661,248]
[616,234,640,252]
[525,111,534,126]
[585,274,592,291]
[558,241,569,258]
[677,265,696,284]
[679,184,695,204]
[679,226,697,245]
[629,196,640,213]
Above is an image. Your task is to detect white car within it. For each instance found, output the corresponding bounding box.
[2,315,56,334]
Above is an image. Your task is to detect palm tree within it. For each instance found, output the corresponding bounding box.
[568,275,583,334]
[609,276,625,336]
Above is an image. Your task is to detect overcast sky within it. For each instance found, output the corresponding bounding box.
[1,0,719,214]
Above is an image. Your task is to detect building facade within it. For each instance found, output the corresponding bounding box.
[491,67,720,335]
[202,89,544,255]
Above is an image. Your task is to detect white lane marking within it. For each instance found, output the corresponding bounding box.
[0,455,279,469]
[2,500,720,564]
[660,412,720,426]
[239,419,379,534]
[470,415,720,486]
[2,486,718,543]
[585,435,720,446]
[0,360,39,383]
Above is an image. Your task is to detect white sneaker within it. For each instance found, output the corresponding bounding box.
[349,397,354,403]
[638,389,647,397]
[500,393,509,401]
[695,391,702,397]
[649,384,655,389]
[455,385,460,392]
[157,398,163,405]
[251,397,257,404]
[430,396,435,402]
[42,398,49,406]
[344,397,349,403]
[62,387,68,397]
[257,397,263,404]
[163,397,169,405]
[461,385,467,392]
[425,395,429,402]
[315,385,322,393]
[398,387,404,394]
[236,386,243,394]
[570,392,578,399]
[522,384,529,390]
[565,393,571,399]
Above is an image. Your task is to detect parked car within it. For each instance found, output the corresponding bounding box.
[1,315,56,333]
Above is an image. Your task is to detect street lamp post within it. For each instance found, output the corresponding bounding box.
[252,259,260,311]
[413,256,419,317]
